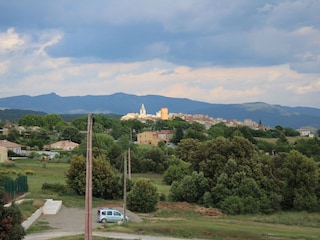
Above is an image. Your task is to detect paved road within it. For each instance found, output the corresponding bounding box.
[24,205,194,240]
[25,231,193,240]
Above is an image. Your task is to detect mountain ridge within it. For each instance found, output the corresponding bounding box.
[0,92,319,129]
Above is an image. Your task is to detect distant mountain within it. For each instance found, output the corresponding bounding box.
[0,92,319,129]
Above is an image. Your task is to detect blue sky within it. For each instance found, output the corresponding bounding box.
[0,0,319,108]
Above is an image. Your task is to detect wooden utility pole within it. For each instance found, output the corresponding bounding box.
[128,128,132,179]
[85,114,93,240]
[123,152,127,223]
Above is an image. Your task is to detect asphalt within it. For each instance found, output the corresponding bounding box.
[24,205,194,240]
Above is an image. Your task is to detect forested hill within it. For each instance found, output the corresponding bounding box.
[0,92,320,129]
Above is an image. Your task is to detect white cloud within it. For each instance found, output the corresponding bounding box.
[0,28,25,53]
[0,0,319,109]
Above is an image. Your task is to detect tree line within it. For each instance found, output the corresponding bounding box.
[1,113,320,215]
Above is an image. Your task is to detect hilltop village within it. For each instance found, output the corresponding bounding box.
[120,104,266,146]
[121,103,265,130]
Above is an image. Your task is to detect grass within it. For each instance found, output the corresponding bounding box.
[16,199,44,221]
[255,136,304,144]
[50,235,121,240]
[7,158,320,239]
[113,207,320,240]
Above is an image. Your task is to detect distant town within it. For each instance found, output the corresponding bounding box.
[121,104,317,138]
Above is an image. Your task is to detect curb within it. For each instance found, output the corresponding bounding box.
[21,199,62,230]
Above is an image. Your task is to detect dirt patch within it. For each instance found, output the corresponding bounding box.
[157,202,223,218]
[194,206,223,217]
[157,201,194,210]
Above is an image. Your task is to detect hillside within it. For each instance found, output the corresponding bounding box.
[0,92,319,129]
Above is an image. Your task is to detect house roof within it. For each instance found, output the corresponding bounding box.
[0,140,21,148]
[49,140,79,148]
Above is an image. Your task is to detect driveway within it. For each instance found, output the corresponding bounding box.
[24,205,146,239]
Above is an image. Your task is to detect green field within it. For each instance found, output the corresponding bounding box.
[6,158,320,240]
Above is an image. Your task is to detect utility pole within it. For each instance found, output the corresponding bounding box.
[123,152,127,223]
[128,128,132,179]
[85,114,93,240]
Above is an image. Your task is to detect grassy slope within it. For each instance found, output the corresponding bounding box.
[7,159,320,240]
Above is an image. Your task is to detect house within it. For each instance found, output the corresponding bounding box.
[137,130,173,146]
[45,140,79,151]
[0,146,8,162]
[0,140,22,154]
[297,126,318,137]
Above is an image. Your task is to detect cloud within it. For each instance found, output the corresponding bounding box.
[0,28,25,53]
[0,1,319,108]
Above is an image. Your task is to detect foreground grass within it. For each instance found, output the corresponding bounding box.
[11,159,320,240]
[104,208,320,240]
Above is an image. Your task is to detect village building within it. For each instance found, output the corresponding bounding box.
[0,146,8,162]
[44,140,79,151]
[0,140,22,154]
[137,130,173,146]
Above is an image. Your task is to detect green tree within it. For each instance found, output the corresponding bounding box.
[43,114,64,130]
[18,114,44,127]
[65,156,117,199]
[169,171,209,203]
[141,147,168,173]
[275,150,319,211]
[171,125,184,144]
[61,126,83,143]
[207,122,233,139]
[0,188,25,240]
[127,178,158,213]
[163,161,191,185]
[294,138,320,161]
[76,133,115,158]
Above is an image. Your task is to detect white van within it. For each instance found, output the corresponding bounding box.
[97,208,129,223]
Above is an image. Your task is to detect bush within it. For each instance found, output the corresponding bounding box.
[0,188,26,240]
[163,164,190,185]
[220,196,243,215]
[41,182,67,194]
[65,156,117,199]
[168,171,209,203]
[127,178,158,213]
[24,170,34,175]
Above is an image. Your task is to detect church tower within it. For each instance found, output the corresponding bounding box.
[139,104,146,117]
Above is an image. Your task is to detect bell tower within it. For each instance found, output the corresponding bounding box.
[139,104,146,117]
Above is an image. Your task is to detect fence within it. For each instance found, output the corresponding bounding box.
[2,175,28,203]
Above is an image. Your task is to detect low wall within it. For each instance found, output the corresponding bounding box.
[22,207,43,230]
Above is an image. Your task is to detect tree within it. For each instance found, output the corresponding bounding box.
[18,114,44,127]
[275,150,319,211]
[61,126,83,143]
[163,161,190,185]
[0,188,25,240]
[77,133,115,158]
[169,172,209,203]
[127,178,158,213]
[43,114,64,130]
[141,147,168,173]
[65,156,118,199]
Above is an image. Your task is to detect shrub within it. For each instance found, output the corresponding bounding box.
[220,196,243,215]
[0,188,26,240]
[42,183,67,194]
[168,171,209,203]
[24,170,34,175]
[127,178,158,213]
[163,164,190,185]
[66,155,117,199]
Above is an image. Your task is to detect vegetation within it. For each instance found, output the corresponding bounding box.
[1,159,320,239]
[1,112,320,238]
[127,178,158,213]
[0,188,26,240]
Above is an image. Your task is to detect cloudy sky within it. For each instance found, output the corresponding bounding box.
[0,0,319,108]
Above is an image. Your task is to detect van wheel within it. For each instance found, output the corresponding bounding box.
[101,219,107,223]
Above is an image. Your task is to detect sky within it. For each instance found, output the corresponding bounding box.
[0,0,319,108]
